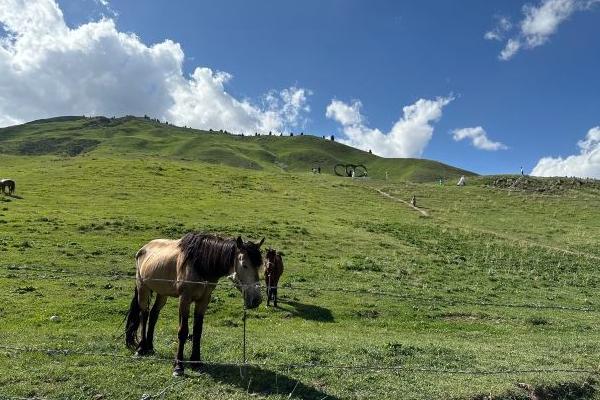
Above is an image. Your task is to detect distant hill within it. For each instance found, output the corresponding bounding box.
[0,116,476,182]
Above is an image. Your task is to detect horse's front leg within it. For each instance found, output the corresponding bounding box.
[173,296,191,377]
[189,289,212,371]
[266,275,272,307]
[189,303,205,371]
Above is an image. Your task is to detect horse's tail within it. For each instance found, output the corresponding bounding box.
[125,286,141,349]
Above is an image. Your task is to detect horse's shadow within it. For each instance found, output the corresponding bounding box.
[2,194,23,200]
[275,299,334,323]
[198,363,341,399]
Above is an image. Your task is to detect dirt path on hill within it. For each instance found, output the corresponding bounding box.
[370,187,429,217]
[369,185,600,261]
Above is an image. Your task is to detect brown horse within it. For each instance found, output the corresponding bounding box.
[264,248,284,307]
[0,179,15,195]
[125,232,264,376]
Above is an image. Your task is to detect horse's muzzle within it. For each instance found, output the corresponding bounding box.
[245,293,262,309]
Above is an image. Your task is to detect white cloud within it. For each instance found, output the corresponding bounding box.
[325,99,363,126]
[531,126,600,178]
[452,126,508,151]
[521,0,577,47]
[326,96,453,158]
[0,0,310,133]
[499,38,522,60]
[484,16,512,41]
[492,0,599,60]
[94,0,118,17]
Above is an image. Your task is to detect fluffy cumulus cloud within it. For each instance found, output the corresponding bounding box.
[531,127,600,178]
[487,0,599,61]
[452,126,508,151]
[0,0,310,133]
[326,96,453,158]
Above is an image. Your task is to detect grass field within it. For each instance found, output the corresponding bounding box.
[1,119,600,399]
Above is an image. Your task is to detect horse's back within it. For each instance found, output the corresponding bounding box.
[136,239,181,297]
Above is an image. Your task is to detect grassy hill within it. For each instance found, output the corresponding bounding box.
[1,118,600,399]
[0,115,475,182]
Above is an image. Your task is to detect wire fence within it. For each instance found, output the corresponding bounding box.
[0,344,596,376]
[2,264,600,399]
[2,264,598,313]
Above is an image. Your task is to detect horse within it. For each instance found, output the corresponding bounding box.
[0,179,15,195]
[264,248,284,307]
[125,232,264,376]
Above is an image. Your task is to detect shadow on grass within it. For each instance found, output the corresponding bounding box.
[277,300,334,322]
[472,378,597,400]
[201,363,340,399]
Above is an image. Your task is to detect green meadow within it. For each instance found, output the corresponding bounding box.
[1,117,599,399]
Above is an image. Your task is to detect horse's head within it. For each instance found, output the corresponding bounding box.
[264,248,277,269]
[229,236,264,309]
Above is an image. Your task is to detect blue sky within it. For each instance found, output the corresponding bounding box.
[1,0,599,176]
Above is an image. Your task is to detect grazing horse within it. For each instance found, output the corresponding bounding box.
[264,248,284,307]
[125,232,264,376]
[0,179,15,195]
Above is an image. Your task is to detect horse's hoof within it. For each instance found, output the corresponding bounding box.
[135,348,154,357]
[172,367,184,377]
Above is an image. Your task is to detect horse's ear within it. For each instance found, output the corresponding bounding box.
[236,236,244,249]
[257,237,265,248]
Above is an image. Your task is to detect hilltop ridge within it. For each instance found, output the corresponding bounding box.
[0,115,476,182]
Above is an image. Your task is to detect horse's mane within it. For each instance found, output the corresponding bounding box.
[244,241,263,269]
[179,233,237,280]
[178,232,263,279]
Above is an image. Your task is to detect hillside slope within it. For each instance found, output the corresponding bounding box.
[0,116,475,182]
[0,153,599,399]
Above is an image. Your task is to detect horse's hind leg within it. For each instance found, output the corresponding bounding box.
[135,286,152,356]
[173,296,191,377]
[145,294,167,355]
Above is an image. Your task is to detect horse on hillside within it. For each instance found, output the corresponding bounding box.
[125,232,264,376]
[264,248,284,307]
[0,179,15,195]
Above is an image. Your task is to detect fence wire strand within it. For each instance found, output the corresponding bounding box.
[2,265,598,313]
[0,344,596,376]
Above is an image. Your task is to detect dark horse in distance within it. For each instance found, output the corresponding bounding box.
[125,232,264,376]
[0,179,15,195]
[264,248,284,307]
